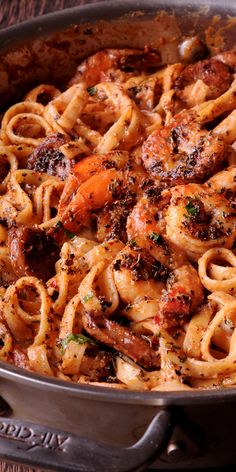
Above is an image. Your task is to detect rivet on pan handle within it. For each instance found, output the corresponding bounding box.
[0,404,173,472]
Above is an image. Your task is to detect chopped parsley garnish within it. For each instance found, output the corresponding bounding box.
[87,86,97,96]
[83,291,94,303]
[148,232,163,245]
[185,200,199,218]
[56,221,76,239]
[129,239,137,248]
[61,333,97,354]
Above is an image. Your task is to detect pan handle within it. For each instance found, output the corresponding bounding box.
[0,403,173,472]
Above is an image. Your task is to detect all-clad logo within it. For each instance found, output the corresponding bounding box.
[0,420,70,451]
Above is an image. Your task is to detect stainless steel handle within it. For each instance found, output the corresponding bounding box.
[0,401,173,472]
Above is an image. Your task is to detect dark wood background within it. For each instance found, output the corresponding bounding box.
[0,1,109,471]
[0,0,106,29]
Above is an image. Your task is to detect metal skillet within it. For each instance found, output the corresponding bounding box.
[0,0,235,470]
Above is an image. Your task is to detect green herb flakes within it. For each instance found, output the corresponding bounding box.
[83,292,94,303]
[185,200,199,218]
[148,232,163,245]
[87,86,97,96]
[55,221,76,239]
[61,333,97,354]
[129,239,137,248]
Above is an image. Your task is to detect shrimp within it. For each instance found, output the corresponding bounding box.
[69,48,161,87]
[126,196,204,328]
[174,57,232,100]
[58,153,147,234]
[207,165,236,209]
[165,183,236,261]
[59,168,119,233]
[73,150,129,185]
[58,151,130,216]
[141,111,225,186]
[207,165,236,196]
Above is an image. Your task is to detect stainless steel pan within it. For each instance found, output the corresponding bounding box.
[0,1,235,470]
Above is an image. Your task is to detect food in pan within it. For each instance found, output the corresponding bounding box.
[0,43,236,390]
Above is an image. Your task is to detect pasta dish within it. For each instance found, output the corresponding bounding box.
[0,42,236,391]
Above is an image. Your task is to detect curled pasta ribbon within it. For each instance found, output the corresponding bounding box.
[1,102,52,146]
[209,291,236,307]
[44,84,88,134]
[214,109,236,144]
[60,139,91,160]
[34,177,64,223]
[61,340,87,375]
[74,119,101,147]
[196,77,236,124]
[199,248,236,293]
[126,71,163,110]
[79,261,106,313]
[2,276,51,345]
[183,301,215,358]
[1,170,51,225]
[59,293,82,341]
[48,237,97,314]
[4,144,34,168]
[95,82,142,152]
[58,293,87,375]
[116,357,147,390]
[96,264,120,316]
[162,63,184,93]
[156,89,175,125]
[0,146,18,191]
[79,242,122,314]
[25,84,61,104]
[0,246,17,293]
[152,330,191,391]
[84,240,124,270]
[183,298,236,379]
[124,299,160,323]
[27,344,53,376]
[0,313,12,359]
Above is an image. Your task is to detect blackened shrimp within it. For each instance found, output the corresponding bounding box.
[141,112,225,186]
[207,165,236,209]
[58,151,130,216]
[58,153,147,234]
[174,57,232,100]
[126,196,203,328]
[69,48,161,87]
[165,183,236,261]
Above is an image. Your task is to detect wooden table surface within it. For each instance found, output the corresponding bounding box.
[0,2,108,471]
